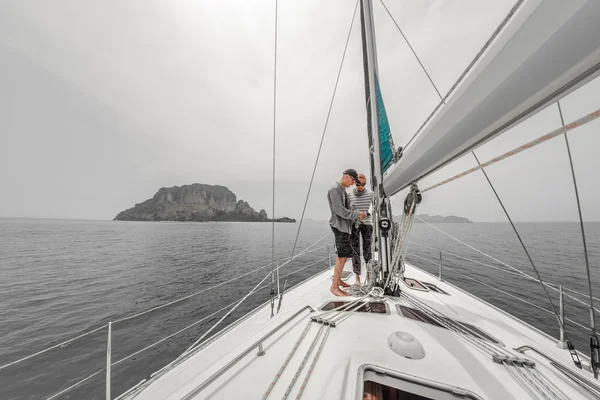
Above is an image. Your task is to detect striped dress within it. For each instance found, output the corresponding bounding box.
[347,188,373,225]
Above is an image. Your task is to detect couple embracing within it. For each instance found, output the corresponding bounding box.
[326,169,373,297]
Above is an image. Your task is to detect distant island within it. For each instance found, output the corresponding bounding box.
[114,183,296,223]
[393,214,472,223]
[415,214,472,223]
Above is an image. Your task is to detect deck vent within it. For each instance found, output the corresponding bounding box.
[387,331,425,359]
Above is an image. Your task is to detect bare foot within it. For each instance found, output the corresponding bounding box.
[330,287,349,297]
[355,274,361,286]
[339,280,351,288]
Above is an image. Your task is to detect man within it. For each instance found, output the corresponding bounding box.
[348,173,373,285]
[327,169,367,296]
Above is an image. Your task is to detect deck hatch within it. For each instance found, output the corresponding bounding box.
[396,305,501,344]
[421,282,449,295]
[360,364,484,400]
[403,278,427,290]
[319,301,388,314]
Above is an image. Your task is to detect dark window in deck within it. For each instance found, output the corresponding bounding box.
[320,301,388,314]
[403,278,427,290]
[397,305,500,344]
[421,282,449,295]
[364,381,433,400]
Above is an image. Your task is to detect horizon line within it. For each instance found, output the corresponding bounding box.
[1,216,600,224]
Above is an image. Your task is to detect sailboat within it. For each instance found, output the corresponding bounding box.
[110,0,600,398]
[3,0,600,398]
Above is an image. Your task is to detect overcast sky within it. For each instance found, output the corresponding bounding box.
[1,0,598,222]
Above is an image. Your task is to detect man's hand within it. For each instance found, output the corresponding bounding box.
[359,212,367,220]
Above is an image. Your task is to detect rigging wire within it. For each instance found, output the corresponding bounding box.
[45,255,333,400]
[393,204,600,312]
[0,241,328,372]
[557,100,599,377]
[401,0,525,150]
[277,0,360,313]
[406,252,588,331]
[409,241,600,313]
[270,0,279,317]
[411,240,600,303]
[378,0,443,102]
[420,108,600,193]
[471,150,582,369]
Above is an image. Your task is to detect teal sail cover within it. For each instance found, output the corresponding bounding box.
[375,76,394,173]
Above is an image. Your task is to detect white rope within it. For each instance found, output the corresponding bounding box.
[386,196,417,290]
[506,364,546,400]
[262,321,313,400]
[398,294,506,359]
[529,366,571,400]
[295,326,331,400]
[516,366,556,400]
[523,367,564,400]
[398,293,569,400]
[282,325,325,400]
[312,294,370,322]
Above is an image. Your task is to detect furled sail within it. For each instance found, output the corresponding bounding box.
[375,76,394,173]
[383,0,600,196]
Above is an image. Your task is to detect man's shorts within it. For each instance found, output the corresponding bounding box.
[331,226,353,258]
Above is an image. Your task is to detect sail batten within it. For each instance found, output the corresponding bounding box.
[383,0,600,196]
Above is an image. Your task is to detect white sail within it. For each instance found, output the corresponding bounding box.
[383,0,600,196]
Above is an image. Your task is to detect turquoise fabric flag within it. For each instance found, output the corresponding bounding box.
[375,75,394,173]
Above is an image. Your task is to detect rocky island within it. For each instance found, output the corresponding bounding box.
[114,184,296,223]
[414,214,472,223]
[393,213,473,223]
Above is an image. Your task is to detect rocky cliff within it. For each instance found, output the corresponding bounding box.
[114,184,295,222]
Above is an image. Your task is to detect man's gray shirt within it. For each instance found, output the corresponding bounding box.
[327,182,359,234]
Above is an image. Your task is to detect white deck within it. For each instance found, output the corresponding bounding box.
[121,261,599,400]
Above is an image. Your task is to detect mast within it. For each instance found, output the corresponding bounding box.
[359,0,392,279]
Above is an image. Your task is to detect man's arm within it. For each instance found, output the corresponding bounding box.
[329,189,359,221]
